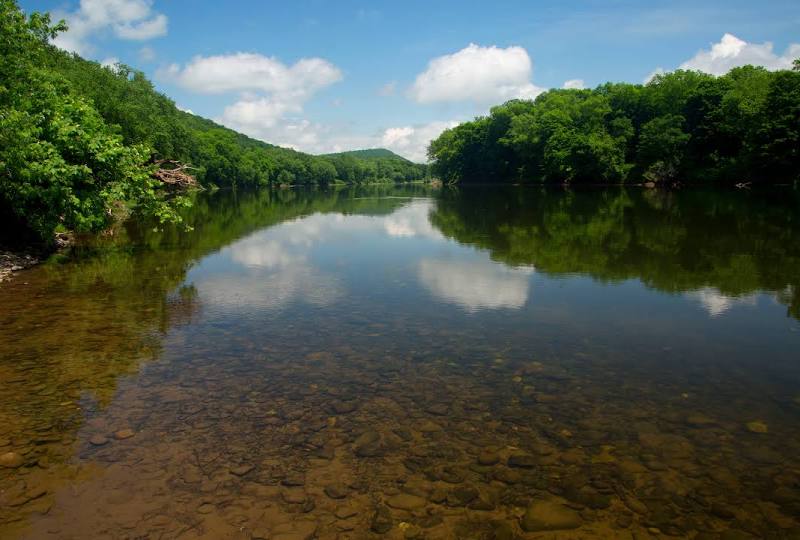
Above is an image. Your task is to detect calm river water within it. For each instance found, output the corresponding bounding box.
[1,186,799,539]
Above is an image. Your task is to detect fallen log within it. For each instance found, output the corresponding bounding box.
[151,159,202,190]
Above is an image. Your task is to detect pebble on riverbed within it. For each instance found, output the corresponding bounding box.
[89,435,109,446]
[746,421,768,433]
[521,500,582,532]
[0,452,23,468]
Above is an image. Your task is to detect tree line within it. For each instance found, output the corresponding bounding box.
[428,62,800,186]
[0,1,427,245]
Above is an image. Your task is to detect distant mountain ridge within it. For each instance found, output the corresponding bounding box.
[323,148,412,162]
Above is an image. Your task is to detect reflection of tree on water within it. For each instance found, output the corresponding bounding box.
[430,186,800,319]
[0,185,434,535]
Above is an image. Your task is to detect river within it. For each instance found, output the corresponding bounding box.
[1,185,798,538]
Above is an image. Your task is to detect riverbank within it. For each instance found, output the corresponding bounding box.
[0,234,72,284]
[0,251,39,283]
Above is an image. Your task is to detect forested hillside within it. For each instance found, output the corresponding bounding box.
[428,63,800,185]
[0,1,427,246]
[44,52,429,188]
[324,149,410,161]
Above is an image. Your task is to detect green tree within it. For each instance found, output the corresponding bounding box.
[0,0,184,244]
[427,61,800,186]
[637,115,689,182]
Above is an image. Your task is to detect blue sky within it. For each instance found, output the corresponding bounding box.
[23,0,800,161]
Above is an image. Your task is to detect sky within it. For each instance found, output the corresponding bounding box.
[22,0,800,162]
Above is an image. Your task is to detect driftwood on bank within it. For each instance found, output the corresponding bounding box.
[151,160,202,190]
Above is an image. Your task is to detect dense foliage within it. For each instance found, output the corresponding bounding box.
[428,65,800,185]
[0,0,185,244]
[0,1,427,244]
[322,150,428,184]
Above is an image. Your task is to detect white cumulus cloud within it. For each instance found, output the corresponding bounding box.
[409,43,544,104]
[100,56,119,68]
[562,79,586,90]
[52,0,168,56]
[160,53,342,97]
[221,97,302,131]
[159,53,343,153]
[379,121,460,163]
[679,33,800,76]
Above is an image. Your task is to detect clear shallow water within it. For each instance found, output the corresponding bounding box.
[0,186,799,539]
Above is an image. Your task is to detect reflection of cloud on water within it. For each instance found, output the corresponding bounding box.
[281,199,442,240]
[686,287,757,317]
[197,218,344,312]
[383,201,442,239]
[195,199,441,313]
[231,239,301,269]
[196,266,343,312]
[418,258,534,312]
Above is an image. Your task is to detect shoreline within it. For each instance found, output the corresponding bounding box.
[0,250,40,284]
[0,234,72,284]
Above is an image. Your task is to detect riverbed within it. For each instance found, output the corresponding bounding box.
[1,186,798,539]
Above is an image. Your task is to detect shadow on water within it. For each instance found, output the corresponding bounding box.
[0,185,798,538]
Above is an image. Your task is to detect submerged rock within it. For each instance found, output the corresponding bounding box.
[446,486,479,507]
[393,428,414,441]
[371,505,393,533]
[229,464,254,476]
[401,522,424,539]
[493,467,521,484]
[417,514,443,529]
[426,403,449,416]
[418,420,442,433]
[489,520,514,540]
[0,451,23,468]
[114,429,135,440]
[439,466,466,484]
[386,493,426,510]
[428,488,447,504]
[89,435,108,446]
[477,448,500,465]
[271,520,317,540]
[686,413,715,427]
[332,400,357,414]
[197,503,215,514]
[281,473,306,486]
[508,453,536,468]
[281,489,307,504]
[746,421,768,433]
[521,500,582,532]
[324,484,348,499]
[335,505,358,519]
[354,430,384,457]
